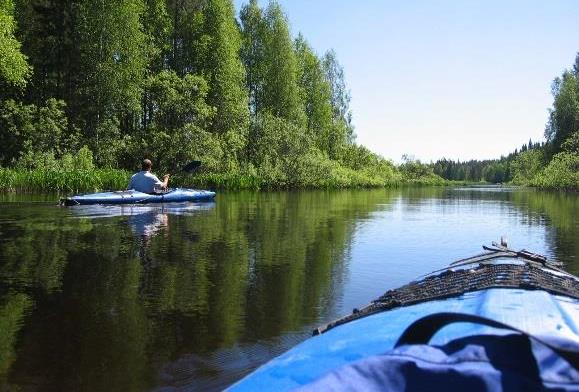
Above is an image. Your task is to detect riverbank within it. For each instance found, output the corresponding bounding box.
[2,164,574,193]
[0,167,129,193]
[0,166,459,193]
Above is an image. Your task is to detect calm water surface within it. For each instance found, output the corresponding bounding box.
[0,187,577,391]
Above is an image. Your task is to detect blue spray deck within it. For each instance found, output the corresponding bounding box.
[61,188,216,206]
[229,248,579,391]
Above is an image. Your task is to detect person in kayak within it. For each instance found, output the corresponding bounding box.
[128,159,169,193]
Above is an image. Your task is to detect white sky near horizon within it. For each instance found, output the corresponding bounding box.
[234,0,579,163]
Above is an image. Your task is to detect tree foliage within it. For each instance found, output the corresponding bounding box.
[545,68,579,156]
[14,0,579,189]
[0,0,30,89]
[322,49,354,143]
[202,0,249,136]
[0,98,75,166]
[4,0,368,184]
[259,1,305,125]
[239,0,265,118]
[295,34,333,154]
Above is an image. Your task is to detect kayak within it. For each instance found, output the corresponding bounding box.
[60,188,216,206]
[229,243,579,391]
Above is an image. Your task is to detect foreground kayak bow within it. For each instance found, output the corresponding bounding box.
[230,244,579,391]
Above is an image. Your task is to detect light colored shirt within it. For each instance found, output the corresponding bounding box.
[128,171,163,194]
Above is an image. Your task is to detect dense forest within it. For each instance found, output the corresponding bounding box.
[431,56,579,190]
[0,0,430,190]
[431,140,544,184]
[0,0,576,191]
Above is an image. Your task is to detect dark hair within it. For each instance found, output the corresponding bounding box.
[142,159,152,171]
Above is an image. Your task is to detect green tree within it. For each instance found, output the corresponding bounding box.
[145,70,214,132]
[0,0,31,90]
[142,0,171,73]
[562,130,579,153]
[294,34,333,154]
[240,0,266,117]
[0,98,74,166]
[248,113,310,186]
[545,65,579,155]
[76,0,147,162]
[532,152,579,190]
[201,0,249,167]
[322,49,354,142]
[15,0,78,107]
[202,0,248,133]
[510,149,544,184]
[165,0,206,76]
[136,70,219,171]
[260,1,305,125]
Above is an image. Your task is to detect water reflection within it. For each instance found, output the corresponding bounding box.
[68,203,216,246]
[67,202,216,219]
[0,189,576,391]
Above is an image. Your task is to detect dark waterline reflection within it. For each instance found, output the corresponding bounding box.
[0,187,577,391]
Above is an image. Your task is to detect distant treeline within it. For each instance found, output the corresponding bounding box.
[431,55,579,190]
[0,0,438,189]
[432,140,545,184]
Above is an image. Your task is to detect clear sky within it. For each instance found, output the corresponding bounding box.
[234,0,579,162]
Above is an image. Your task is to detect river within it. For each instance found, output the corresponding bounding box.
[0,186,577,391]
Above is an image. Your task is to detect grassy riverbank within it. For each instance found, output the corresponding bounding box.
[0,167,129,193]
[0,165,453,193]
[1,152,570,193]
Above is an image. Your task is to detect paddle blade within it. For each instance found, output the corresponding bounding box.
[183,160,202,173]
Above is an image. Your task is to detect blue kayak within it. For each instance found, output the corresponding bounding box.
[60,188,216,206]
[230,244,579,391]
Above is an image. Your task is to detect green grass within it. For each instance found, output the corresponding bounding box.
[0,167,130,193]
[0,166,462,193]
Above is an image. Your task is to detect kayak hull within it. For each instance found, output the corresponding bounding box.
[61,188,216,206]
[230,287,579,391]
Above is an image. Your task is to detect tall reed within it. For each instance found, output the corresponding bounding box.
[0,168,130,193]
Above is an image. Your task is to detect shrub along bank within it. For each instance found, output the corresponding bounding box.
[0,161,448,193]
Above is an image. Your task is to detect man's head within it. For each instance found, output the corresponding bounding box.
[142,159,153,171]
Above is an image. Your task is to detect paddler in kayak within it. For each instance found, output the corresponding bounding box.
[128,159,170,194]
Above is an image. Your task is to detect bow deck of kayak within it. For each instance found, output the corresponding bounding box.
[229,244,579,391]
[315,248,579,335]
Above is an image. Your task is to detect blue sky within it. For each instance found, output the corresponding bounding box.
[234,0,579,162]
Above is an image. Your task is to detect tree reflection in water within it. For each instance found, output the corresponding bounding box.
[0,189,576,391]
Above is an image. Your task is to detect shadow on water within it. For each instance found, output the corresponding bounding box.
[0,188,576,391]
